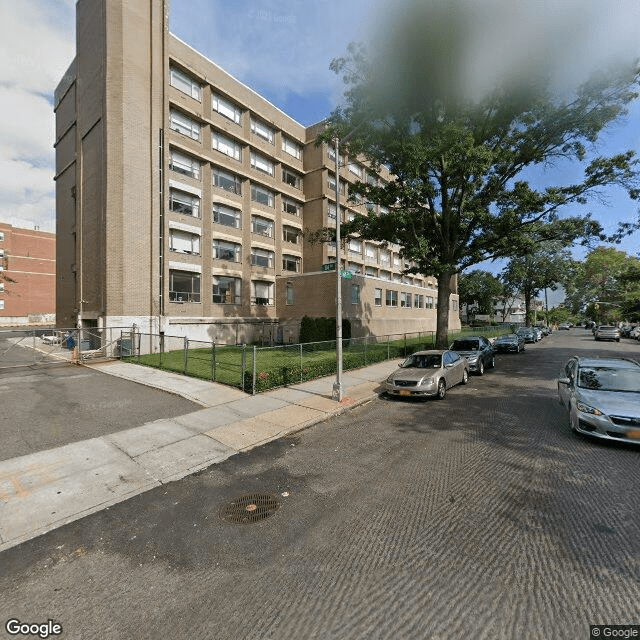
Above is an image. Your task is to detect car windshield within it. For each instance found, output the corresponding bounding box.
[516,329,529,334]
[578,367,640,392]
[451,340,479,351]
[401,354,442,368]
[497,334,516,341]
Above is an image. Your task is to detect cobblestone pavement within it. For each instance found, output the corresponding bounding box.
[1,331,639,639]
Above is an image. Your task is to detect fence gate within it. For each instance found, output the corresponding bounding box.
[0,329,75,370]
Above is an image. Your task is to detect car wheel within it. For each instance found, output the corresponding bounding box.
[477,360,484,375]
[436,379,446,400]
[461,369,469,385]
[616,338,620,342]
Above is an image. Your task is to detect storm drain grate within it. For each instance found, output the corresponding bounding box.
[219,493,280,524]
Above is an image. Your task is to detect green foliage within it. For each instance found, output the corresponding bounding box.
[319,42,640,347]
[299,316,317,343]
[458,270,505,317]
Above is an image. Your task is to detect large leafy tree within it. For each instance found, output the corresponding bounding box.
[321,43,640,347]
[458,270,504,321]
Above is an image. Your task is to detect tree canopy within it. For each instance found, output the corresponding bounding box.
[458,270,504,320]
[321,42,640,346]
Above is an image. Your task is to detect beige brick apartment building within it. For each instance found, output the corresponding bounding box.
[54,0,459,344]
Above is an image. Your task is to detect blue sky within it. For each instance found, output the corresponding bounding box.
[1,0,638,283]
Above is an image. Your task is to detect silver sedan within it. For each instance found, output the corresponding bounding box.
[384,350,469,400]
[558,357,640,445]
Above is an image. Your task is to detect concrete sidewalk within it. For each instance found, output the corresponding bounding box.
[0,359,398,552]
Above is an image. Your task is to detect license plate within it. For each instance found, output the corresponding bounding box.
[627,429,640,439]
[399,389,411,396]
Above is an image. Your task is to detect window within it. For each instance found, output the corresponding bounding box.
[380,250,390,265]
[286,284,294,305]
[251,184,274,207]
[251,247,274,268]
[213,239,241,262]
[403,276,413,285]
[427,296,434,309]
[365,244,377,261]
[282,137,301,159]
[170,190,200,218]
[169,149,200,179]
[282,168,302,189]
[170,110,200,140]
[348,239,362,256]
[349,262,362,274]
[0,283,4,292]
[348,161,363,178]
[169,270,200,302]
[252,280,274,305]
[393,255,401,268]
[282,254,300,272]
[170,229,200,255]
[282,197,302,217]
[212,132,241,160]
[212,93,241,123]
[374,288,382,306]
[282,226,300,244]
[401,292,412,308]
[365,266,377,277]
[213,168,242,195]
[327,173,345,194]
[251,152,274,176]
[327,202,337,223]
[386,290,398,307]
[213,203,241,228]
[351,284,360,304]
[451,299,458,311]
[251,118,274,143]
[380,270,391,281]
[170,67,201,100]
[0,249,4,258]
[0,300,4,310]
[392,273,402,283]
[347,211,355,222]
[367,172,377,186]
[0,231,4,241]
[251,215,274,238]
[212,276,241,304]
[415,294,424,308]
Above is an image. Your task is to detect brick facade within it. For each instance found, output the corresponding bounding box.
[0,223,56,325]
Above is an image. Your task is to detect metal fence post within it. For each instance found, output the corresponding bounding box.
[211,342,216,381]
[241,344,246,391]
[183,336,188,375]
[387,336,390,359]
[364,335,368,365]
[300,343,303,382]
[404,333,407,356]
[252,345,257,395]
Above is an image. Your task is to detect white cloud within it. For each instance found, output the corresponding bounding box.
[0,0,75,232]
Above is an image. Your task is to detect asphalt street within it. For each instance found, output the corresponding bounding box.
[0,332,199,460]
[1,329,639,640]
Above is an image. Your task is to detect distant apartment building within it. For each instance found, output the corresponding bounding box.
[0,223,56,326]
[54,0,459,344]
[462,297,544,324]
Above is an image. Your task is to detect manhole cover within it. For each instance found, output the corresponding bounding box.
[219,493,280,524]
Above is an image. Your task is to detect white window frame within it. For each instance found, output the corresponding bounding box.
[401,292,412,308]
[386,290,398,307]
[169,270,201,303]
[213,203,241,228]
[213,239,242,263]
[169,149,200,180]
[213,167,242,195]
[251,152,274,176]
[282,167,302,189]
[282,254,301,273]
[212,93,241,124]
[286,284,294,305]
[252,280,274,306]
[212,132,241,161]
[251,184,275,208]
[212,275,242,305]
[0,231,4,242]
[282,137,301,159]
[351,284,361,304]
[0,299,4,310]
[348,161,363,178]
[170,67,201,101]
[282,225,300,244]
[251,248,275,268]
[348,239,362,256]
[169,229,200,255]
[374,288,383,306]
[251,215,274,238]
[282,197,302,216]
[169,189,200,218]
[170,110,201,141]
[251,118,274,143]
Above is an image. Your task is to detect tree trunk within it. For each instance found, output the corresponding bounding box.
[436,271,453,348]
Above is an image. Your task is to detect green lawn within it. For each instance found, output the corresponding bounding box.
[125,326,509,393]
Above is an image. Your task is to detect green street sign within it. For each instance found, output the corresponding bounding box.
[321,262,336,272]
[341,270,352,279]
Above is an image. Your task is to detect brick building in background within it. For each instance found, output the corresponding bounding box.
[54,0,460,345]
[0,223,56,326]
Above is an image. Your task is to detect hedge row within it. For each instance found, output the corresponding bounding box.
[299,316,351,344]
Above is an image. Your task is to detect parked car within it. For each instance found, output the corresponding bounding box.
[630,326,640,340]
[516,327,538,343]
[384,350,469,400]
[493,333,525,353]
[533,327,544,341]
[558,322,571,330]
[594,325,620,342]
[449,336,495,375]
[558,356,640,444]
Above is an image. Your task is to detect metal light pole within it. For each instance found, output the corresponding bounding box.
[333,135,344,401]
